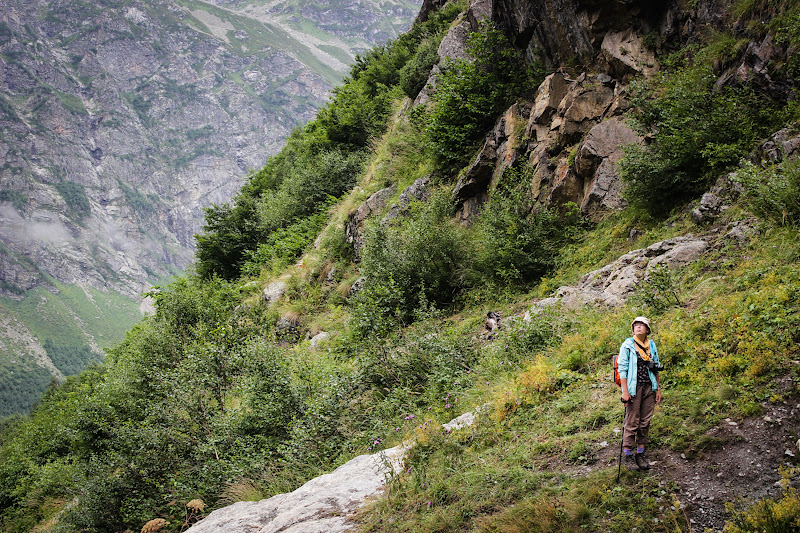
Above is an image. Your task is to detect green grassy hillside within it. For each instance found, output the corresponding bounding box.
[1,1,799,532]
[0,280,147,417]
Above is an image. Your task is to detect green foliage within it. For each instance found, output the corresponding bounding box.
[424,22,541,170]
[194,3,465,281]
[356,191,468,333]
[733,158,800,225]
[54,181,91,222]
[619,58,787,216]
[316,76,397,149]
[464,168,584,289]
[118,180,156,216]
[724,469,800,532]
[771,7,800,76]
[241,208,329,277]
[0,359,52,418]
[195,127,365,279]
[630,264,683,313]
[0,189,26,212]
[398,37,439,99]
[43,340,99,376]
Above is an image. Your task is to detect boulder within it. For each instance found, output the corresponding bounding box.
[547,157,582,207]
[186,411,479,532]
[345,186,395,261]
[437,17,472,62]
[601,29,658,79]
[691,192,724,224]
[262,281,287,305]
[383,176,431,222]
[760,126,800,164]
[543,236,709,309]
[309,331,329,348]
[413,1,491,108]
[349,276,366,297]
[185,446,407,533]
[466,0,493,29]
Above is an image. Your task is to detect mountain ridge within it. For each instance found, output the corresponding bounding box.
[0,0,419,416]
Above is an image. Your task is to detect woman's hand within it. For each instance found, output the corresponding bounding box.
[621,391,631,403]
[655,389,662,404]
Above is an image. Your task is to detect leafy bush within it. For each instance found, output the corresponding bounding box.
[619,59,787,216]
[241,208,329,277]
[424,22,541,170]
[630,264,683,312]
[399,37,439,99]
[54,181,91,221]
[356,191,468,333]
[0,189,26,212]
[724,469,800,532]
[733,159,800,225]
[195,146,364,280]
[464,168,584,289]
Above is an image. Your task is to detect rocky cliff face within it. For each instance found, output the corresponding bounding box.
[0,0,418,415]
[432,0,793,224]
[0,0,417,301]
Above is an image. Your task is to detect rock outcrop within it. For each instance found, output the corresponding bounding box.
[383,176,431,222]
[345,186,395,261]
[538,236,709,309]
[453,105,527,222]
[451,69,642,222]
[186,411,478,532]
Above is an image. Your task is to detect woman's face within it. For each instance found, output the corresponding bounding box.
[633,322,649,337]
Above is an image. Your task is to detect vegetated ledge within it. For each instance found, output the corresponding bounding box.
[185,209,800,532]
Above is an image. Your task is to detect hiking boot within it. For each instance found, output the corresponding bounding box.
[624,453,639,471]
[635,451,651,470]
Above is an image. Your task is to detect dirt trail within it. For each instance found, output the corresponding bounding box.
[578,377,800,531]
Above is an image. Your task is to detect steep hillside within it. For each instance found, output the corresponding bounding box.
[0,0,799,532]
[0,0,418,416]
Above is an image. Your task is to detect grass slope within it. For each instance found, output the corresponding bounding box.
[0,280,143,416]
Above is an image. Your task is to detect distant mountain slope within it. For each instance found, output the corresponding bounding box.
[0,0,418,416]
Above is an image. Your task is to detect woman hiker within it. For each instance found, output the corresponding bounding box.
[618,316,663,471]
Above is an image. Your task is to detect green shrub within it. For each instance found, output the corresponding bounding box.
[54,181,91,221]
[399,37,439,99]
[724,471,800,532]
[733,159,800,225]
[424,22,541,170]
[619,60,787,216]
[464,168,584,289]
[195,147,364,280]
[356,190,468,331]
[241,209,329,277]
[0,189,26,212]
[630,264,683,312]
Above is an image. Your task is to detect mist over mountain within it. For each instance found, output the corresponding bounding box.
[0,0,419,416]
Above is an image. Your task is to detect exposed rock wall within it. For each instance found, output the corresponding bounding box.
[0,0,330,299]
[418,0,795,223]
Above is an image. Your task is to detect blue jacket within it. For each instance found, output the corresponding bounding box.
[618,337,660,396]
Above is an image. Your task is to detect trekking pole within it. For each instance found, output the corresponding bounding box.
[616,398,628,483]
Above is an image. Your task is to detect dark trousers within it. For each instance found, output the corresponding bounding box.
[623,382,656,448]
